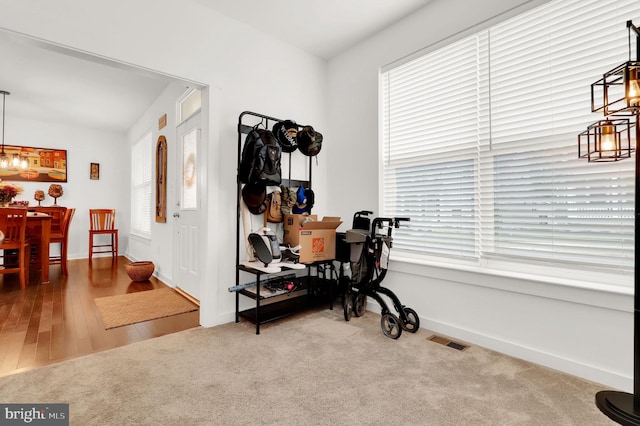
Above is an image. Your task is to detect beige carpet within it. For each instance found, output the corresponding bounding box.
[0,308,617,425]
[94,288,198,329]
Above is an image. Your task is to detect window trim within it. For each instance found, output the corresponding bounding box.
[379,0,639,283]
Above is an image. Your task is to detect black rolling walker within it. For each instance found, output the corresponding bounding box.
[338,211,419,339]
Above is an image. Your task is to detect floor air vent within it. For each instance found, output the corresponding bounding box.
[427,335,469,351]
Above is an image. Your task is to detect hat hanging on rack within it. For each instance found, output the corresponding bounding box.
[241,182,267,215]
[272,120,298,153]
[297,125,323,157]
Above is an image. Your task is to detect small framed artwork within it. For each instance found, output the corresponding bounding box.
[90,163,100,180]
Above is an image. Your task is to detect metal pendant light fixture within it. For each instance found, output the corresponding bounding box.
[580,20,640,425]
[0,90,9,169]
[628,67,640,103]
[0,90,28,171]
[578,118,632,162]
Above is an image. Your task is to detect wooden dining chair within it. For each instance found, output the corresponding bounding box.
[34,206,67,238]
[31,206,67,269]
[0,207,29,288]
[89,209,118,265]
[49,207,75,275]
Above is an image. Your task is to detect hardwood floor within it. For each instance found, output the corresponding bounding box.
[0,256,200,377]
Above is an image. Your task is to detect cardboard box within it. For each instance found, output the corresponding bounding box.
[284,215,342,263]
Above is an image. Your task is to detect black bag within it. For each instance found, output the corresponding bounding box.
[239,127,282,185]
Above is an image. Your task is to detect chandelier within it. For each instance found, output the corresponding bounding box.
[0,90,28,170]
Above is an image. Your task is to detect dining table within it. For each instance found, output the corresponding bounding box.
[25,211,52,284]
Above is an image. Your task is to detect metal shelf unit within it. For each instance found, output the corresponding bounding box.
[234,111,314,334]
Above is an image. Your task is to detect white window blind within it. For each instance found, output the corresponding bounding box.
[382,34,488,258]
[131,131,152,237]
[381,0,640,269]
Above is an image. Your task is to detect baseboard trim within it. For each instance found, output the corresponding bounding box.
[364,299,631,392]
[427,317,630,392]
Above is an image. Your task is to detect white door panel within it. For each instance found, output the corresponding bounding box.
[175,113,200,299]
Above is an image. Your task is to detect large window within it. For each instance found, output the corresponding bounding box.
[131,131,152,237]
[381,0,640,270]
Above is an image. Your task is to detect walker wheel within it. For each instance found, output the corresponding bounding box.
[381,313,402,339]
[400,307,420,333]
[353,294,367,317]
[343,292,353,321]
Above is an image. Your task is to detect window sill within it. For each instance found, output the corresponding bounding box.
[129,232,151,243]
[389,253,633,312]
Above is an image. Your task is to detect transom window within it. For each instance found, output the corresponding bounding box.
[179,88,202,124]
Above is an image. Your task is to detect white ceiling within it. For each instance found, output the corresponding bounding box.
[0,0,434,132]
[195,0,434,60]
[0,30,174,134]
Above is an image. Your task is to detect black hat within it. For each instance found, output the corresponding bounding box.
[272,120,298,153]
[242,182,267,215]
[297,126,323,157]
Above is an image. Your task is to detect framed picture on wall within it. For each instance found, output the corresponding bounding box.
[90,163,99,180]
[0,145,67,182]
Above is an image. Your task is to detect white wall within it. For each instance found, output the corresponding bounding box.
[326,0,634,391]
[125,83,191,284]
[8,116,129,262]
[0,0,328,328]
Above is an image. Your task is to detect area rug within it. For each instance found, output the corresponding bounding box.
[94,288,198,329]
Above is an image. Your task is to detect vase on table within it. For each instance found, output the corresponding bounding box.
[48,184,63,206]
[34,190,45,206]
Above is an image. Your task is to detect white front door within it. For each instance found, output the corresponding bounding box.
[175,112,201,299]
